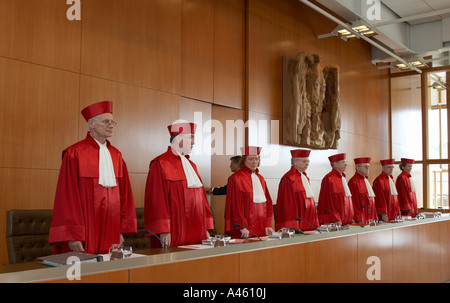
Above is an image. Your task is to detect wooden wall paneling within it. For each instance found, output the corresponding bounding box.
[0,58,80,170]
[309,235,358,283]
[81,0,182,94]
[129,254,239,283]
[357,230,393,283]
[392,225,421,282]
[78,75,181,174]
[213,0,245,109]
[0,0,81,72]
[181,0,214,102]
[441,220,450,282]
[239,243,310,283]
[419,222,442,282]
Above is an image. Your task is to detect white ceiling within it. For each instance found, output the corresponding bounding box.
[382,0,450,24]
[312,0,450,69]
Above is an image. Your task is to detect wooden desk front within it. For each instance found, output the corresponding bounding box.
[1,215,449,283]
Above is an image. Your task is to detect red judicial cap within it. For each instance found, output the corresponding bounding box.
[167,122,197,137]
[81,101,113,121]
[400,158,415,164]
[328,153,346,163]
[241,146,262,156]
[380,159,395,165]
[354,157,371,164]
[290,149,311,158]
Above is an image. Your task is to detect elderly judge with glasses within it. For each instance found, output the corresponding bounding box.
[49,101,137,254]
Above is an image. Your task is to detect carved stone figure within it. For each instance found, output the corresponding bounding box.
[282,52,341,149]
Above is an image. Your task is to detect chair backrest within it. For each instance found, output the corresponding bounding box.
[6,208,148,264]
[123,208,149,250]
[6,209,54,264]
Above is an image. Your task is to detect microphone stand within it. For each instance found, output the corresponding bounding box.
[142,230,174,252]
[295,217,322,233]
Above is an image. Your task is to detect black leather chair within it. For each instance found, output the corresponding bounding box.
[123,208,149,250]
[6,209,54,264]
[6,208,148,264]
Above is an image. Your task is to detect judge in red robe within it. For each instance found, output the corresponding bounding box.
[275,149,319,231]
[396,158,418,217]
[49,101,137,255]
[373,159,401,222]
[317,153,354,225]
[225,146,274,239]
[144,122,214,248]
[348,157,378,224]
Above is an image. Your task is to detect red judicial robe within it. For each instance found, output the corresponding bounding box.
[275,167,319,231]
[396,171,418,217]
[317,169,354,225]
[144,147,214,247]
[49,133,137,254]
[373,172,401,221]
[348,173,378,223]
[225,166,273,238]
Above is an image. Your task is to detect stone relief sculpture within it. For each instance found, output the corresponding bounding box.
[283,52,341,149]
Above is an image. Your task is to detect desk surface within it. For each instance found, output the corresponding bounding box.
[1,214,449,283]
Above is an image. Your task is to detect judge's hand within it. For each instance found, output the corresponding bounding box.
[205,187,213,194]
[381,214,389,222]
[160,232,171,248]
[240,228,250,239]
[68,241,84,252]
[205,230,210,239]
[119,233,124,245]
[265,227,275,236]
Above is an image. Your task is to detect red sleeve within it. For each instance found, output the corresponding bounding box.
[224,174,247,233]
[396,175,413,211]
[318,177,338,223]
[262,178,274,228]
[348,179,363,223]
[373,179,388,215]
[49,151,86,244]
[275,177,298,230]
[144,160,171,235]
[118,160,137,235]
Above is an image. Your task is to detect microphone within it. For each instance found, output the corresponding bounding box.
[324,208,361,227]
[233,223,262,241]
[142,230,174,252]
[295,217,322,233]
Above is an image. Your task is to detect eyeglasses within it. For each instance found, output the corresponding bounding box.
[96,119,118,127]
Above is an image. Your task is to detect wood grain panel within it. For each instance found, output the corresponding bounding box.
[392,225,421,282]
[239,243,310,283]
[310,235,358,283]
[81,0,181,94]
[441,220,450,282]
[0,0,81,72]
[419,222,442,282]
[213,0,245,109]
[181,0,214,102]
[0,57,80,170]
[357,230,393,283]
[129,254,239,283]
[78,75,180,174]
